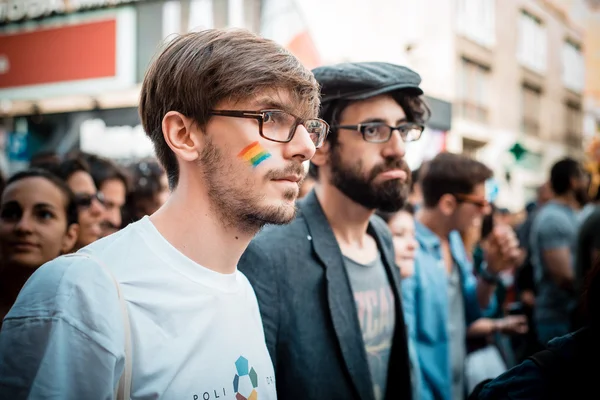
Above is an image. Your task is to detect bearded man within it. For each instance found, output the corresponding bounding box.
[239,62,430,400]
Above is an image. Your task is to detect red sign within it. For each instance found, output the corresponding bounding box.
[0,19,117,89]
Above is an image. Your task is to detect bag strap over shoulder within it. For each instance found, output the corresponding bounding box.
[65,253,133,400]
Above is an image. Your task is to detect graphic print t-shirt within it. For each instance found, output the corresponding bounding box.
[344,253,396,400]
[0,217,277,400]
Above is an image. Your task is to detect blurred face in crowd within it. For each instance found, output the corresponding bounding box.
[0,177,77,269]
[388,210,417,278]
[314,94,412,212]
[440,182,491,233]
[179,89,317,232]
[67,171,104,248]
[99,178,126,236]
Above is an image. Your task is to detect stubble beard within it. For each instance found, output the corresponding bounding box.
[200,140,300,235]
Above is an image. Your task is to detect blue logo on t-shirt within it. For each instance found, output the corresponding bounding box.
[233,356,258,400]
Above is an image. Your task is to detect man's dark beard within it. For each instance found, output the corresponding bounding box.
[329,146,411,212]
[575,187,589,207]
[201,139,303,234]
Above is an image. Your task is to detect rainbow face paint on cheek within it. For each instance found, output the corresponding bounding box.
[238,141,271,167]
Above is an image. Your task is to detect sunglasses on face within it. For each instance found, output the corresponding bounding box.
[74,192,105,209]
[454,193,489,209]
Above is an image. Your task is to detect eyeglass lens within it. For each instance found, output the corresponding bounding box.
[262,111,327,147]
[361,123,423,143]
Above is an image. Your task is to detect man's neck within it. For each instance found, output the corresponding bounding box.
[553,193,581,210]
[314,182,373,247]
[150,182,255,275]
[416,207,452,241]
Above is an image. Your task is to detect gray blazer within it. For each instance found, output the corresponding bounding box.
[238,191,412,400]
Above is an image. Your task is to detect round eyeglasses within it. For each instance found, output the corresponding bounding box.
[334,122,424,143]
[210,109,329,148]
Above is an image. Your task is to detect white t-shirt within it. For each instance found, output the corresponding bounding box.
[0,216,277,400]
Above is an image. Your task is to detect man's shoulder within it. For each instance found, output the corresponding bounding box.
[474,359,544,400]
[5,223,146,324]
[10,254,117,310]
[533,203,573,228]
[5,253,123,339]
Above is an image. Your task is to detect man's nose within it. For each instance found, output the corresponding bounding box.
[283,124,316,162]
[382,129,407,159]
[90,197,105,216]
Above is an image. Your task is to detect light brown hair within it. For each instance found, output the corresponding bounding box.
[139,28,320,189]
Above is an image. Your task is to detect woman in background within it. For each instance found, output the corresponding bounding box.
[378,203,420,400]
[0,169,78,325]
[380,203,418,278]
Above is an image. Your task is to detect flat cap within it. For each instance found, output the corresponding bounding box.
[312,61,423,104]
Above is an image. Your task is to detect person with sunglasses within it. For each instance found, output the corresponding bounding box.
[55,156,105,251]
[0,29,326,398]
[403,152,522,400]
[239,62,428,400]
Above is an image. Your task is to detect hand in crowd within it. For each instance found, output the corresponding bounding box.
[494,315,529,335]
[484,225,521,274]
[520,289,536,308]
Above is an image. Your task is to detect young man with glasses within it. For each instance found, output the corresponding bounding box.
[0,29,327,398]
[403,152,524,400]
[239,62,427,400]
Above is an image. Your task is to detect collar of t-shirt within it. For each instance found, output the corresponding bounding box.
[135,216,240,293]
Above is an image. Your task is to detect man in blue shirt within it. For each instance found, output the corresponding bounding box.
[402,153,522,400]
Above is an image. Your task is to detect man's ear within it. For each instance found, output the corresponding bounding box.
[310,139,331,170]
[439,193,458,217]
[162,111,202,162]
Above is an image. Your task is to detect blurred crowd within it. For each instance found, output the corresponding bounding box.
[0,152,170,320]
[0,143,597,399]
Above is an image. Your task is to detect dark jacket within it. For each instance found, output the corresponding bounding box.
[469,328,598,400]
[238,191,412,400]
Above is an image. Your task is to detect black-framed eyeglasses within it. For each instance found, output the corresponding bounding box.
[209,109,329,148]
[74,192,105,209]
[334,122,424,143]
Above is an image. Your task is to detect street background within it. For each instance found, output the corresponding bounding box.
[0,0,599,211]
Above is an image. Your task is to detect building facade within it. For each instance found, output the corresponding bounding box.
[288,0,589,209]
[0,0,261,173]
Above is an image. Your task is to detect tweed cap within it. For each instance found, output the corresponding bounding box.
[312,61,423,105]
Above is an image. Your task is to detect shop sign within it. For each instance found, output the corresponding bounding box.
[0,0,140,23]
